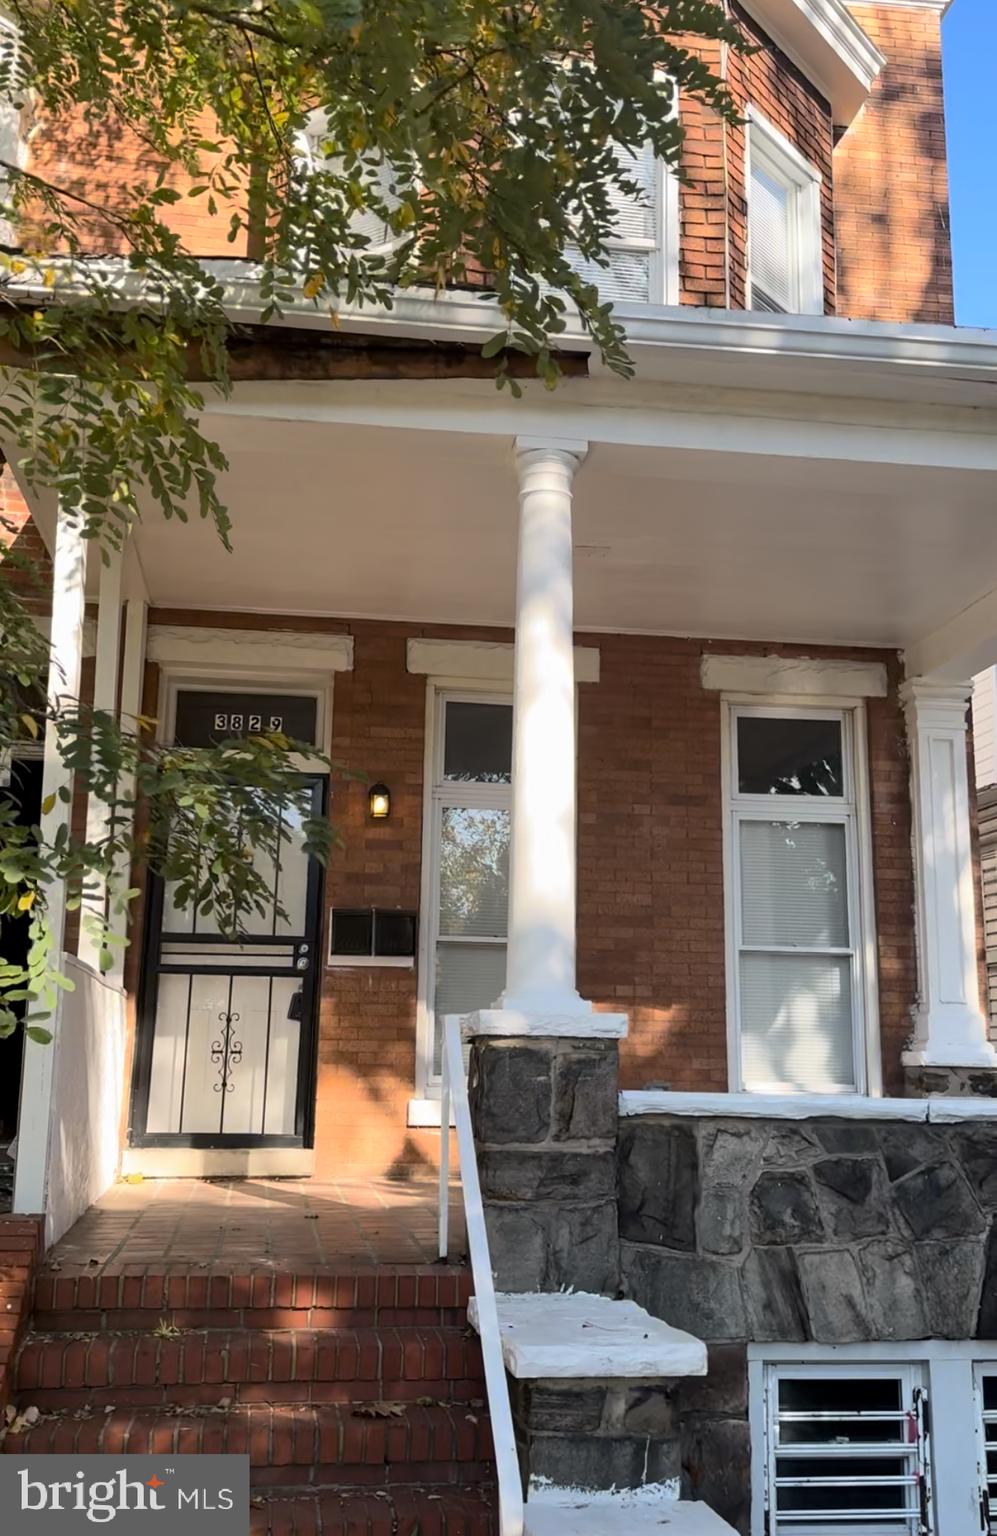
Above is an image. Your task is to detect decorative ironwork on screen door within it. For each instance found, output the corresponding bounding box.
[131,774,326,1148]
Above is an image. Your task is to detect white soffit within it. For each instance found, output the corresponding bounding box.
[739,0,884,123]
[701,653,888,698]
[407,637,600,685]
[147,624,355,673]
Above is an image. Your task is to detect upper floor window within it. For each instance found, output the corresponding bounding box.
[746,108,824,316]
[564,141,680,306]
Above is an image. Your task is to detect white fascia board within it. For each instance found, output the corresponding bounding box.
[738,0,884,123]
[407,637,600,685]
[147,623,354,673]
[11,261,997,408]
[701,654,888,698]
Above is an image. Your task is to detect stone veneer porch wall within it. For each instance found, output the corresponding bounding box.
[618,1114,997,1534]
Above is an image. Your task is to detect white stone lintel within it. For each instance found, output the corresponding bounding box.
[701,653,888,699]
[147,623,355,673]
[461,1008,629,1040]
[406,637,601,685]
[469,1292,706,1380]
[619,1089,997,1123]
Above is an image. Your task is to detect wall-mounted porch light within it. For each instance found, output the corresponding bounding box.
[368,782,391,820]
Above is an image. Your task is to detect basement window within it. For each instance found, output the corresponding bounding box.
[762,1365,929,1534]
[746,108,824,317]
[977,1369,997,1532]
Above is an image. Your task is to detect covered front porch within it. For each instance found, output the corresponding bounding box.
[14,309,997,1244]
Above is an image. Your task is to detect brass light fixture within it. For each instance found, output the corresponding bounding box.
[368,782,391,820]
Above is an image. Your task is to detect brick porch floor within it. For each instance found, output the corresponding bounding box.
[45,1177,466,1273]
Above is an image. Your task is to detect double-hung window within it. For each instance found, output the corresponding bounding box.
[426,693,512,1077]
[761,1364,929,1535]
[746,108,824,316]
[726,704,870,1094]
[564,140,679,305]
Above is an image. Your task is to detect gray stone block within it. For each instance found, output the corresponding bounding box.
[698,1124,766,1256]
[977,1224,997,1338]
[681,1418,751,1535]
[552,1047,618,1143]
[699,1183,748,1257]
[622,1387,676,1437]
[483,1205,551,1292]
[618,1122,698,1251]
[469,1041,551,1145]
[878,1124,943,1183]
[915,1239,986,1339]
[479,1148,616,1203]
[750,1171,824,1245]
[892,1162,986,1240]
[674,1344,748,1418]
[797,1249,872,1343]
[813,1121,880,1154]
[856,1238,927,1340]
[485,1199,619,1293]
[622,1242,747,1341]
[762,1125,821,1165]
[528,1431,680,1492]
[813,1157,891,1240]
[954,1127,997,1209]
[741,1247,809,1342]
[516,1383,607,1434]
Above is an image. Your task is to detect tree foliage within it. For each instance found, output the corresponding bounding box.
[0,0,743,1034]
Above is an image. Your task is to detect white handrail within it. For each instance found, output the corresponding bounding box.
[439,1015,525,1536]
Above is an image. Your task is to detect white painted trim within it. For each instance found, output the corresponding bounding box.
[120,1146,315,1177]
[721,700,874,1095]
[407,1096,455,1128]
[464,1008,628,1038]
[745,110,825,319]
[327,954,413,969]
[701,655,888,698]
[738,0,884,122]
[749,1343,994,1536]
[157,670,335,771]
[468,1291,707,1381]
[80,542,124,971]
[618,1088,997,1121]
[407,638,601,686]
[147,623,354,674]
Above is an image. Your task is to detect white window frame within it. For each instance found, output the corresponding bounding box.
[413,682,513,1106]
[750,1343,997,1536]
[975,1364,997,1533]
[745,106,824,317]
[721,696,880,1097]
[591,151,680,306]
[755,1358,929,1536]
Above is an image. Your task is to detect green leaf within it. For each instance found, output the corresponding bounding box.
[25,1025,53,1045]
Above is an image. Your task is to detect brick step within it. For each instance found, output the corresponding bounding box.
[250,1486,498,1535]
[4,1404,494,1488]
[15,1326,484,1408]
[33,1266,473,1333]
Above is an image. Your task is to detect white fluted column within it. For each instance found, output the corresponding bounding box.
[466,436,625,1039]
[901,678,997,1067]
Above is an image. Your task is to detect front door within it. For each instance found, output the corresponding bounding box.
[131,777,325,1147]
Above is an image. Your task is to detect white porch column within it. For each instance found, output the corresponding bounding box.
[13,502,87,1216]
[466,436,625,1039]
[78,543,123,971]
[901,678,997,1067]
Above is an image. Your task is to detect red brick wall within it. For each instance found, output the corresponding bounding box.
[0,1216,43,1410]
[835,4,953,322]
[132,612,916,1174]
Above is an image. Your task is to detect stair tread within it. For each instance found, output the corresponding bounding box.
[4,1401,494,1470]
[251,1486,497,1534]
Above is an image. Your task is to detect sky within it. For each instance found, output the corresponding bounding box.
[943,0,997,327]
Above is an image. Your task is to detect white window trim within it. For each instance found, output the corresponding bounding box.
[749,1342,997,1536]
[721,694,881,1097]
[412,679,513,1111]
[745,106,825,318]
[157,670,335,775]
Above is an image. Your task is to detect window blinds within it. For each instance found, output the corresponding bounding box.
[565,142,661,304]
[749,158,797,313]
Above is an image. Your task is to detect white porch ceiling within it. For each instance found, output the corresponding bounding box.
[128,415,997,655]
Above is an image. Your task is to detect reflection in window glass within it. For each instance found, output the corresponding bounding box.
[737,715,843,797]
[443,701,513,783]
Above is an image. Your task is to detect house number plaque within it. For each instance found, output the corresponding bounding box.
[173,689,319,748]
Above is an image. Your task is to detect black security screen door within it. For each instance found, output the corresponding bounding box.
[131,775,325,1148]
